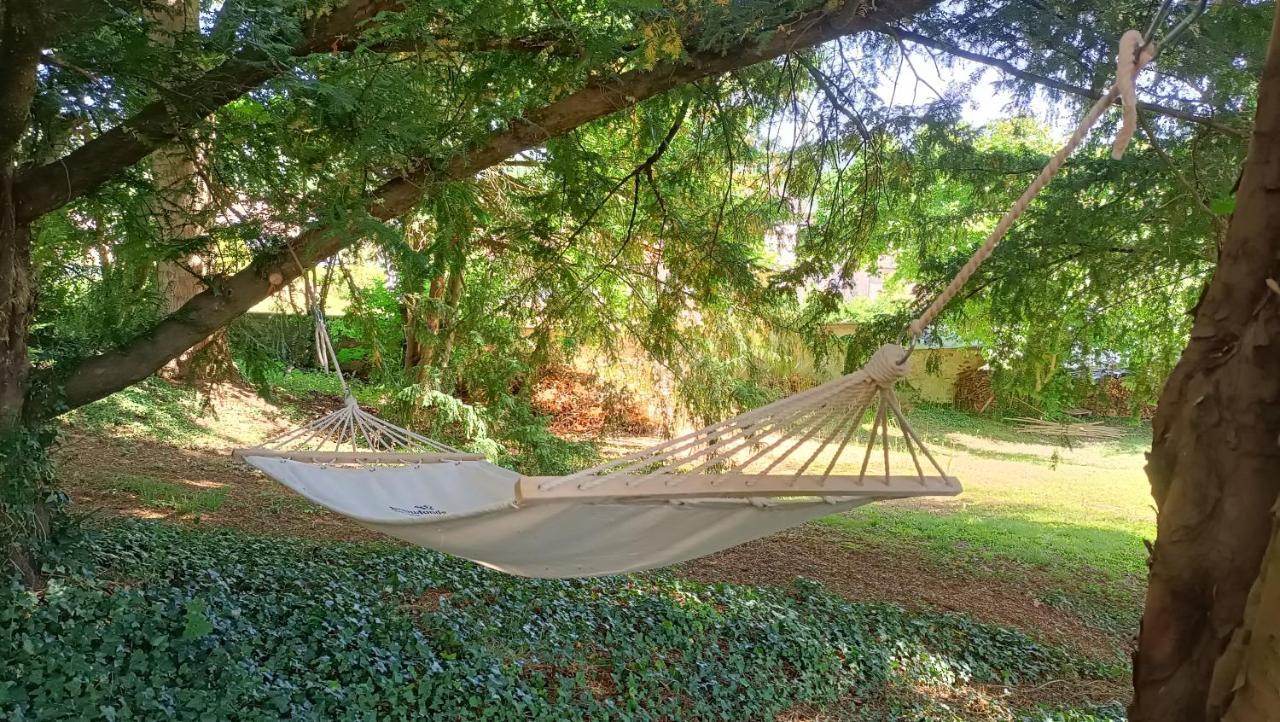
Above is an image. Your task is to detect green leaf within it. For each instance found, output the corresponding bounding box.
[181,599,214,641]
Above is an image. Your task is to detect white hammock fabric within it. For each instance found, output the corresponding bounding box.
[240,344,957,577]
[240,457,927,578]
[240,30,1157,578]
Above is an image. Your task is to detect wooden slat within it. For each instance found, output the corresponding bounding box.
[515,473,961,504]
[235,449,487,464]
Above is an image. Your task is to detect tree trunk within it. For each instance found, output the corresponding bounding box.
[1131,7,1280,720]
[146,0,238,384]
[417,275,447,372]
[0,1,52,589]
[0,3,39,418]
[1212,500,1280,721]
[436,262,465,372]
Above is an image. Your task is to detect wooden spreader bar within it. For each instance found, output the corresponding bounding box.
[515,473,961,504]
[235,449,487,464]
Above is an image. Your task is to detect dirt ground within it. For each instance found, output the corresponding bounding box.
[677,527,1122,660]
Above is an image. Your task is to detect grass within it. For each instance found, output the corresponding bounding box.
[822,399,1154,635]
[258,366,385,408]
[68,377,209,442]
[104,473,229,515]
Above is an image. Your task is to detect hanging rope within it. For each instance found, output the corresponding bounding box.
[288,245,351,398]
[905,30,1156,341]
[257,246,465,456]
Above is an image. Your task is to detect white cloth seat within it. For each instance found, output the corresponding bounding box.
[245,457,893,578]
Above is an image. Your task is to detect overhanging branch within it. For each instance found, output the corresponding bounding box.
[38,0,941,418]
[878,25,1249,139]
[14,0,404,225]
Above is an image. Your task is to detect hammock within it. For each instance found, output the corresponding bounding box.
[239,27,1163,578]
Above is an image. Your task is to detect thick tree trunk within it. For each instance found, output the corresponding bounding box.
[1131,7,1280,720]
[1,1,52,589]
[0,2,40,419]
[146,0,238,384]
[1213,502,1280,721]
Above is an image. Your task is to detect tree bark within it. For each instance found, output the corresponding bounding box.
[38,0,939,417]
[1,0,55,590]
[1131,7,1280,720]
[436,262,465,373]
[0,1,42,420]
[1212,501,1280,721]
[145,0,239,383]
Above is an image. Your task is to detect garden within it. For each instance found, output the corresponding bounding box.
[2,0,1278,720]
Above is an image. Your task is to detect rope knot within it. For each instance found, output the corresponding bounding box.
[1112,29,1155,160]
[864,344,911,388]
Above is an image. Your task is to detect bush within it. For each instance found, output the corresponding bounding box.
[2,522,1116,721]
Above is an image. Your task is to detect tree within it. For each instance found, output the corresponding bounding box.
[1131,6,1280,720]
[2,0,947,584]
[145,0,239,382]
[5,9,1278,716]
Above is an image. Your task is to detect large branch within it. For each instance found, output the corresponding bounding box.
[41,0,939,417]
[879,26,1249,139]
[14,0,403,225]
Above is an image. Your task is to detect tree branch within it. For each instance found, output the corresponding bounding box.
[37,0,940,417]
[877,25,1249,139]
[795,53,871,141]
[14,0,404,225]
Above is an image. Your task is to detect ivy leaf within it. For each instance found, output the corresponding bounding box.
[1210,195,1236,215]
[181,598,214,641]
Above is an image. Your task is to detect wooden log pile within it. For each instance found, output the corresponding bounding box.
[953,366,995,413]
[1008,417,1125,440]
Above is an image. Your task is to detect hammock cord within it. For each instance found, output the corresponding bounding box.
[287,245,351,399]
[905,29,1158,343]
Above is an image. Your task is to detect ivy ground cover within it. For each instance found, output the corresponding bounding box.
[3,522,1125,721]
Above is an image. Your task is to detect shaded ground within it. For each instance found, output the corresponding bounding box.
[677,526,1121,661]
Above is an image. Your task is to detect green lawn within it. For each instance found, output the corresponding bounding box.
[821,401,1153,633]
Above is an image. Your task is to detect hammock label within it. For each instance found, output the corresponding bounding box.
[389,504,447,517]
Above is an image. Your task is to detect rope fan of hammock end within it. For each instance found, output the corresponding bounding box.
[515,344,960,505]
[235,395,485,465]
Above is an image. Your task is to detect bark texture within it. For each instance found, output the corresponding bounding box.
[42,0,938,416]
[1,0,57,592]
[1213,501,1280,721]
[0,1,43,419]
[1131,7,1280,720]
[145,0,237,382]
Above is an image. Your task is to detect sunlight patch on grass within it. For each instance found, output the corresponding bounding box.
[820,404,1154,635]
[104,474,229,515]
